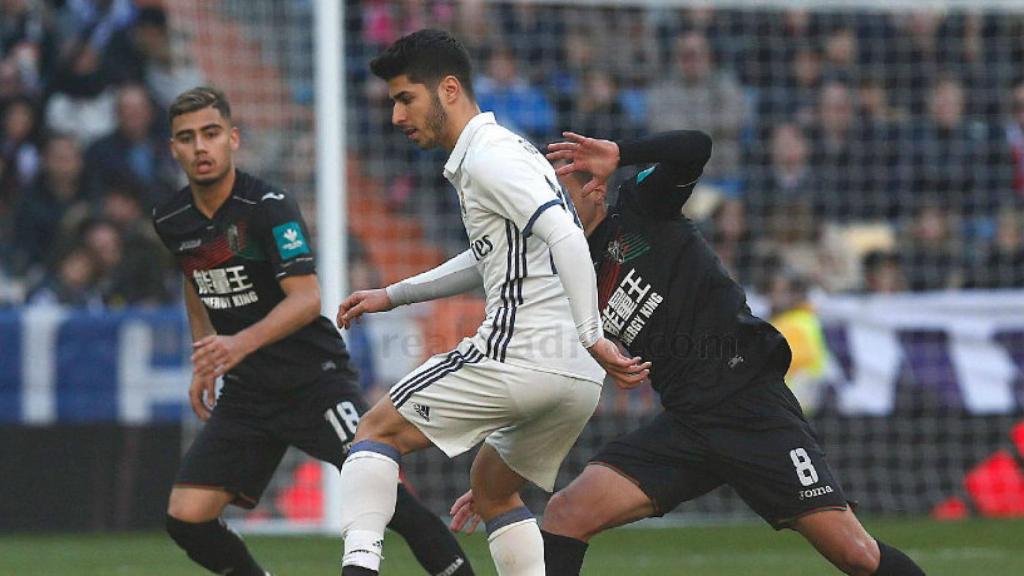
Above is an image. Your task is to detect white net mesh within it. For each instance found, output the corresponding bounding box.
[168,0,1024,531]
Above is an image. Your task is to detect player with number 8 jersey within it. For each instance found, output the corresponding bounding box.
[153,86,474,576]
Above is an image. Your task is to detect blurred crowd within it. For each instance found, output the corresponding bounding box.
[0,0,196,307]
[3,1,1024,311]
[347,2,1024,295]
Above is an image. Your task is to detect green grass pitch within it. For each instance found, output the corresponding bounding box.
[1,518,1021,575]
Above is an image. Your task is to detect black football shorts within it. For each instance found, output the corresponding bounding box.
[591,378,850,529]
[174,369,368,508]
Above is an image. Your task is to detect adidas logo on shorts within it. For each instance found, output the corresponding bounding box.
[412,402,431,421]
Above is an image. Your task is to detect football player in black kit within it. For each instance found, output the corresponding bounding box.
[153,87,473,576]
[452,130,925,576]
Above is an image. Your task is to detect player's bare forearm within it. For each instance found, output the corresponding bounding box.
[183,281,216,342]
[236,274,321,352]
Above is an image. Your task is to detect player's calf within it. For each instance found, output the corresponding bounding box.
[166,515,267,576]
[389,484,475,575]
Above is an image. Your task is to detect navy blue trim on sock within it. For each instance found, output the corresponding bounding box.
[348,440,401,464]
[485,506,534,536]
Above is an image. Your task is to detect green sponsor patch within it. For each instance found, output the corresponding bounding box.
[272,221,309,259]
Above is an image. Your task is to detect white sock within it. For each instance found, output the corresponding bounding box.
[488,518,545,576]
[339,447,400,572]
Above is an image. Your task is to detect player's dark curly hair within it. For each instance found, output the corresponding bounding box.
[169,86,232,124]
[370,29,475,100]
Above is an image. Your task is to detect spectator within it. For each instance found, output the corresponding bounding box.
[0,0,55,97]
[564,70,636,142]
[707,197,757,288]
[647,31,746,184]
[746,122,820,233]
[966,207,1024,289]
[0,95,40,211]
[857,74,906,125]
[474,46,556,143]
[11,133,87,277]
[44,45,117,145]
[808,80,894,220]
[899,203,963,292]
[908,76,991,216]
[822,26,858,83]
[862,249,907,293]
[96,185,171,306]
[1006,79,1024,201]
[764,269,830,414]
[81,83,177,207]
[756,45,822,138]
[107,7,205,109]
[27,245,103,308]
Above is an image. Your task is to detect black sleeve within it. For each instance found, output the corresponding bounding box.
[615,131,712,216]
[258,190,317,280]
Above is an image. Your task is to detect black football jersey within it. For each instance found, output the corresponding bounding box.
[589,132,789,414]
[153,170,349,393]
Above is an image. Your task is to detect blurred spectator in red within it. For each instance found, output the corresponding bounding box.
[966,207,1024,289]
[82,83,177,207]
[647,31,746,184]
[1007,79,1024,200]
[862,249,907,293]
[0,95,40,212]
[27,245,103,308]
[474,46,556,143]
[11,133,87,278]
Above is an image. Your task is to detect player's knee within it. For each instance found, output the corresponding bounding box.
[543,490,596,540]
[833,535,880,576]
[166,515,203,550]
[352,401,404,443]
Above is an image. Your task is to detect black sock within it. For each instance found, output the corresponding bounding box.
[875,540,926,575]
[388,484,474,575]
[166,515,266,576]
[342,566,377,576]
[542,530,589,576]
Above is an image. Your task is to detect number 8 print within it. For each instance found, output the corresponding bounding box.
[790,448,819,487]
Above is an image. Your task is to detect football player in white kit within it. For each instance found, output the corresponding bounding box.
[333,29,650,576]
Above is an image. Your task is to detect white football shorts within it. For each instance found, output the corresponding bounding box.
[389,339,601,491]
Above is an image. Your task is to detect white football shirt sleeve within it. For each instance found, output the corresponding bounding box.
[528,207,603,349]
[386,249,482,306]
[468,145,563,238]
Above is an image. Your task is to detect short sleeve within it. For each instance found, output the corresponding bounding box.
[468,144,564,236]
[258,190,317,279]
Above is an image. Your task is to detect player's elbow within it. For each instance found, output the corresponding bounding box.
[298,284,322,323]
[690,130,713,164]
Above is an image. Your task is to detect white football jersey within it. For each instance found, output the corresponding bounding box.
[443,112,604,384]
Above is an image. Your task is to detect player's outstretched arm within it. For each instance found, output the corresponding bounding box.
[192,274,321,379]
[337,249,482,328]
[182,281,218,419]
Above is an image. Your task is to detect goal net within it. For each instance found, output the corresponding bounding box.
[169,0,1024,533]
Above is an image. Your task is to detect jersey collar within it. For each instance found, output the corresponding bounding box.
[443,112,496,180]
